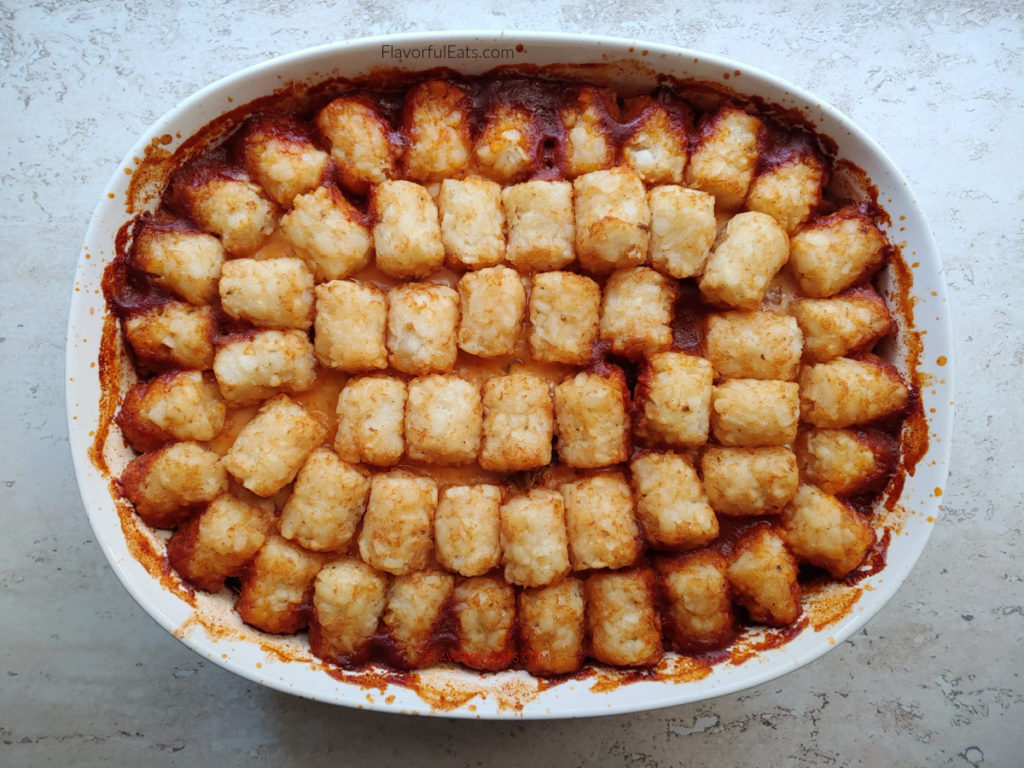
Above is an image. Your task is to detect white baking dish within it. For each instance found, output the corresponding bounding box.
[66,31,953,719]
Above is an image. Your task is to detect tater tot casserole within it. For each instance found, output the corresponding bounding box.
[71,35,951,717]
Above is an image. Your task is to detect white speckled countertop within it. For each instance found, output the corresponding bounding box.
[1,2,1021,766]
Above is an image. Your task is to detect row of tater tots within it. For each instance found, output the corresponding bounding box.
[146,441,876,674]
[151,159,887,318]
[121,342,903,558]
[142,84,888,314]
[124,228,896,406]
[173,82,827,257]
[119,342,908,519]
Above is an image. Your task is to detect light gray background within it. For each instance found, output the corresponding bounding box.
[2,2,1021,766]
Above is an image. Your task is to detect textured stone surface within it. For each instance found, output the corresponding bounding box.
[1,2,1021,766]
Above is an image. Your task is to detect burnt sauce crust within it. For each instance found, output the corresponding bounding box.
[101,69,917,683]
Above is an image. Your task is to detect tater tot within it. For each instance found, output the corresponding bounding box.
[630,451,719,551]
[221,394,327,497]
[334,375,406,467]
[166,493,273,592]
[573,167,651,274]
[457,266,525,358]
[704,311,803,381]
[561,86,617,177]
[238,116,330,207]
[789,208,889,298]
[382,569,454,668]
[778,485,876,578]
[315,96,397,193]
[517,577,585,676]
[685,106,763,210]
[599,266,677,359]
[452,575,517,671]
[554,369,630,469]
[175,171,276,257]
[621,96,689,184]
[404,375,482,466]
[795,427,897,496]
[123,301,216,370]
[372,180,445,279]
[699,211,789,310]
[711,379,800,447]
[309,558,389,661]
[479,374,554,472]
[799,355,909,428]
[585,568,663,667]
[278,448,370,552]
[647,185,716,279]
[219,257,315,331]
[358,472,438,576]
[635,352,714,448]
[528,270,600,365]
[700,446,799,516]
[117,370,226,452]
[792,287,893,363]
[279,185,373,281]
[438,177,506,270]
[120,441,228,528]
[236,535,324,634]
[474,101,534,183]
[401,80,473,182]
[502,180,576,271]
[560,473,642,571]
[725,525,802,626]
[386,282,460,375]
[133,222,225,305]
[500,489,571,588]
[213,329,317,406]
[654,550,735,651]
[314,280,388,372]
[746,151,826,234]
[434,484,502,577]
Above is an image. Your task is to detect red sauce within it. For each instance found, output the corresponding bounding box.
[88,313,125,477]
[727,618,808,666]
[102,219,172,319]
[470,75,569,177]
[842,528,891,585]
[757,124,827,174]
[671,280,710,353]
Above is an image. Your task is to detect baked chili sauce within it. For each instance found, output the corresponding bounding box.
[96,64,926,703]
